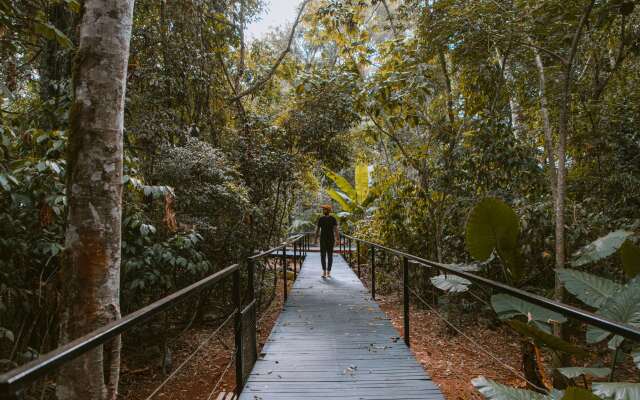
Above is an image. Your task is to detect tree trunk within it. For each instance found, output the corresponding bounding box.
[533,49,558,199]
[552,0,595,321]
[57,1,135,399]
[496,48,524,139]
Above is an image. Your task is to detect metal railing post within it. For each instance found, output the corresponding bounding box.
[348,237,352,266]
[403,256,410,347]
[356,241,361,278]
[371,246,376,300]
[293,241,297,280]
[282,244,287,302]
[233,268,244,394]
[248,259,256,302]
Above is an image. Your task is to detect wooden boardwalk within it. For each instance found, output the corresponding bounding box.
[239,252,444,400]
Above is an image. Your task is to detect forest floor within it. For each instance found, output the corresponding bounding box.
[376,292,526,400]
[119,267,288,400]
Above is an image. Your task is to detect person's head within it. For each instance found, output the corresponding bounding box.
[321,205,332,216]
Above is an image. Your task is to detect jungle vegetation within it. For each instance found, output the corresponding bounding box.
[1,0,640,399]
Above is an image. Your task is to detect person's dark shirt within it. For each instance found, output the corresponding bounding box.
[317,215,337,243]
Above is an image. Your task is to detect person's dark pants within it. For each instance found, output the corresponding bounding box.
[320,240,334,272]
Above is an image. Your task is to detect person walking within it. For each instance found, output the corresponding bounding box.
[315,205,339,278]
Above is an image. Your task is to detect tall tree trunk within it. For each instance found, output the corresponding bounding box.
[57,1,135,399]
[496,48,524,139]
[533,49,558,199]
[553,0,595,316]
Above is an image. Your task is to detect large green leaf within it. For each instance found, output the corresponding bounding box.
[354,162,370,204]
[472,376,553,400]
[465,198,521,279]
[557,367,611,379]
[324,168,356,201]
[592,383,640,400]
[620,240,640,279]
[506,320,586,355]
[361,190,379,208]
[431,274,471,293]
[561,387,602,400]
[571,230,634,267]
[586,283,640,348]
[556,269,622,308]
[491,294,567,333]
[326,188,353,212]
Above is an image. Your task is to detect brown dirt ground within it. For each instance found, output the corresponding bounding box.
[119,266,290,400]
[376,293,526,400]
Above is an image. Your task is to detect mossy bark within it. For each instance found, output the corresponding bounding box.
[57,1,135,399]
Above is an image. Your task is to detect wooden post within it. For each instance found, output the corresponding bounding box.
[371,246,376,300]
[233,268,244,394]
[403,256,410,347]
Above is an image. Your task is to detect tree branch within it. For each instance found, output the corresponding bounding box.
[512,39,568,65]
[230,0,311,101]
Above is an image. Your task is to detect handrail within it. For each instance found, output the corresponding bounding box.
[250,233,304,260]
[341,233,640,343]
[0,233,310,399]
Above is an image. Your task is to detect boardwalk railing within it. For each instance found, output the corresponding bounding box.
[339,233,640,350]
[0,233,312,400]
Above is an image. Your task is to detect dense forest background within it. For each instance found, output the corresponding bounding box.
[1,0,640,399]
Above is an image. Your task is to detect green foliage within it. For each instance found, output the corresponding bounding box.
[557,367,611,380]
[571,230,634,267]
[592,383,640,400]
[288,218,315,234]
[491,294,567,332]
[506,320,585,355]
[561,387,602,400]
[34,21,73,49]
[466,198,522,280]
[431,274,472,293]
[586,280,640,349]
[354,162,370,203]
[471,376,555,400]
[556,269,622,308]
[324,167,357,201]
[620,240,640,278]
[323,162,376,219]
[327,187,354,212]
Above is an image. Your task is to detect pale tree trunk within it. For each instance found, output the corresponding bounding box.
[496,48,524,139]
[57,1,135,399]
[533,49,558,199]
[534,48,564,347]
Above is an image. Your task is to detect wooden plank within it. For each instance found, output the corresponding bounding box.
[238,252,444,400]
